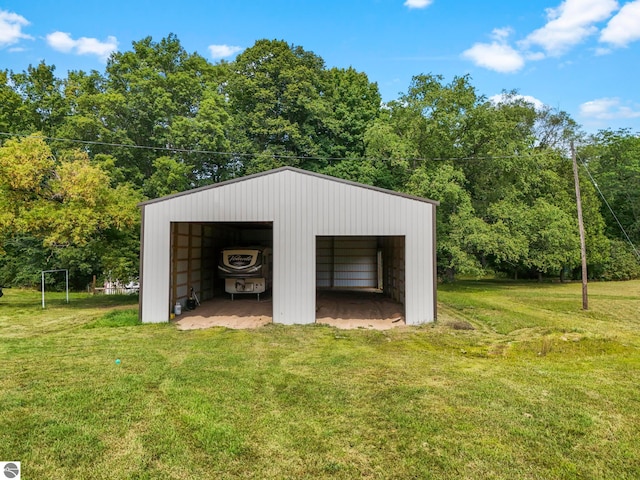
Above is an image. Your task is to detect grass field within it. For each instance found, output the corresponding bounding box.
[1,281,639,479]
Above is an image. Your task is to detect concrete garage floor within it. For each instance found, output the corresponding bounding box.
[175,290,405,330]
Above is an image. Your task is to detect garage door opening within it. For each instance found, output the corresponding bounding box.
[315,236,405,329]
[170,221,273,329]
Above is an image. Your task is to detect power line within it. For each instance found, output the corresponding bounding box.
[0,131,252,157]
[577,154,640,261]
[4,130,638,259]
[0,131,560,164]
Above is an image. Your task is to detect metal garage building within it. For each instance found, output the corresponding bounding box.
[138,167,438,325]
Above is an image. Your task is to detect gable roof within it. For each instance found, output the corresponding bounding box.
[138,166,439,207]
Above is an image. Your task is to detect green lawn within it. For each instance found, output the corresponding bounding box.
[1,281,639,479]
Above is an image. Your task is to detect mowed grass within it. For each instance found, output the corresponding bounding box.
[1,282,639,479]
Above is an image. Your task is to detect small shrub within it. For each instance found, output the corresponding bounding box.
[447,320,475,330]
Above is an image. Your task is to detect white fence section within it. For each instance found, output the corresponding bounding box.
[90,281,139,295]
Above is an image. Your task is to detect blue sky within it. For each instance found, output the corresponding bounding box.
[1,0,639,133]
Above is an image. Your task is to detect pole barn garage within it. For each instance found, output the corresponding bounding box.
[138,167,438,326]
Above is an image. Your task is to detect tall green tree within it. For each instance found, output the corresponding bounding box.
[406,163,491,280]
[398,74,479,160]
[1,36,632,284]
[323,67,381,158]
[579,129,640,277]
[0,136,142,286]
[374,74,498,276]
[0,70,28,135]
[104,34,227,187]
[169,89,233,183]
[10,62,68,135]
[581,129,640,246]
[373,74,607,279]
[56,69,130,158]
[225,39,331,172]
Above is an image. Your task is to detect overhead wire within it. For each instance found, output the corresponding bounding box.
[0,131,561,164]
[3,130,638,260]
[0,131,254,157]
[577,154,640,261]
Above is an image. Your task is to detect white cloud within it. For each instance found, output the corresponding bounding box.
[522,0,619,56]
[75,36,118,58]
[600,0,640,47]
[491,27,512,42]
[490,93,546,111]
[524,51,546,61]
[0,9,33,47]
[208,44,243,59]
[462,28,525,73]
[46,31,117,61]
[594,46,612,55]
[46,31,76,52]
[404,0,434,9]
[464,0,627,72]
[579,97,640,120]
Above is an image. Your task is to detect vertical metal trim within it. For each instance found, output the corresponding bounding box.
[432,205,438,321]
[138,206,145,322]
[171,223,177,310]
[188,223,193,299]
[330,236,335,288]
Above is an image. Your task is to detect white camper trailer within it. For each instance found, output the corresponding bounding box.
[218,247,273,300]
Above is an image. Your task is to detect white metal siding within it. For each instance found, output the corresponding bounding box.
[316,236,378,288]
[334,237,377,288]
[140,169,435,325]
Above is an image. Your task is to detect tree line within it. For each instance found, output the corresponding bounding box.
[1,35,639,289]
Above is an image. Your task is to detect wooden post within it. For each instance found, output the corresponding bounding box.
[571,141,588,310]
[92,275,96,295]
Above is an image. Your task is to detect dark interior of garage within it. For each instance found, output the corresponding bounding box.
[315,235,406,325]
[169,226,406,326]
[169,221,273,310]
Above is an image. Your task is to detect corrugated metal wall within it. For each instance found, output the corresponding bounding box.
[316,237,333,288]
[170,223,222,307]
[170,222,201,307]
[201,225,216,301]
[140,168,436,325]
[316,236,378,288]
[383,236,405,304]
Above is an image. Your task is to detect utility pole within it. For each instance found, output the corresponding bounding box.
[571,141,588,310]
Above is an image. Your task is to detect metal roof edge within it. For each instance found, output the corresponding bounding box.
[137,166,439,207]
[291,167,440,206]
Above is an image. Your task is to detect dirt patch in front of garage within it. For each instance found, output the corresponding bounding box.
[175,296,272,330]
[175,290,405,330]
[316,290,405,330]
